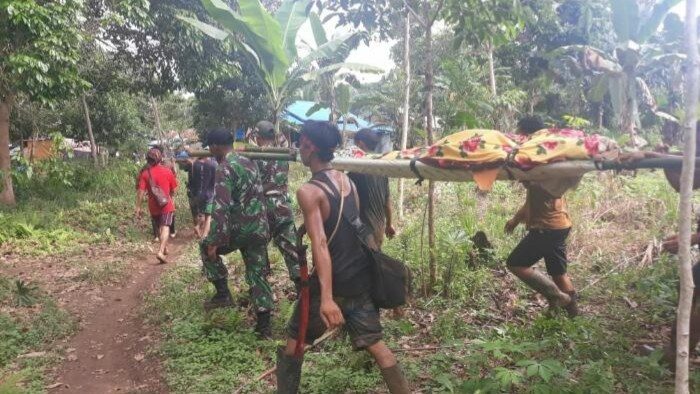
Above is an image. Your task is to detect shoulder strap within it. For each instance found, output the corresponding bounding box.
[309,176,344,245]
[337,184,377,251]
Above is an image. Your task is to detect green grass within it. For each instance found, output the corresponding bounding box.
[1,159,191,255]
[144,167,700,393]
[0,276,76,393]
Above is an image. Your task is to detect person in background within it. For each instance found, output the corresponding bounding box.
[254,120,301,284]
[504,116,578,317]
[136,148,178,264]
[191,155,217,239]
[347,128,395,248]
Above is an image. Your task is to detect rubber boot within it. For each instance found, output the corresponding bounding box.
[255,311,272,339]
[520,270,571,309]
[276,346,303,394]
[564,291,579,318]
[203,278,233,311]
[662,300,700,369]
[380,363,411,394]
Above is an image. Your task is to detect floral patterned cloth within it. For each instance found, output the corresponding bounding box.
[382,128,617,170]
[381,129,517,170]
[378,128,618,191]
[514,128,618,169]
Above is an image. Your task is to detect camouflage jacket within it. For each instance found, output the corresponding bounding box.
[203,153,269,247]
[257,159,289,195]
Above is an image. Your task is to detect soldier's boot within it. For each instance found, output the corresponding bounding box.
[662,301,700,368]
[203,278,233,311]
[276,346,303,394]
[520,270,571,309]
[564,291,579,318]
[380,363,411,394]
[255,311,272,339]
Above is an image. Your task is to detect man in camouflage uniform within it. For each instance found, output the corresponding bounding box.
[200,129,274,338]
[254,120,300,284]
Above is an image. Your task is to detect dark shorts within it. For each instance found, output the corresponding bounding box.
[287,279,383,350]
[507,228,570,276]
[151,212,175,236]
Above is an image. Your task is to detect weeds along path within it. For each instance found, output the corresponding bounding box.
[49,230,193,393]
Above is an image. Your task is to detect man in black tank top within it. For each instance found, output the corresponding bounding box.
[276,121,410,394]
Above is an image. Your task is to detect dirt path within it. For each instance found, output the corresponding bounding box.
[49,232,193,394]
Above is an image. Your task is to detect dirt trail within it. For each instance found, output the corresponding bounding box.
[49,232,193,394]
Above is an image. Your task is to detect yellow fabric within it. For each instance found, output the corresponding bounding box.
[514,128,618,167]
[382,129,517,166]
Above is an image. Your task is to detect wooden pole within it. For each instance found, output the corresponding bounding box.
[424,5,438,292]
[399,10,411,221]
[675,0,699,391]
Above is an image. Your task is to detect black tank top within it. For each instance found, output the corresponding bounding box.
[310,171,371,297]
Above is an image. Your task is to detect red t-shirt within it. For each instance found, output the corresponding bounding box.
[137,164,178,215]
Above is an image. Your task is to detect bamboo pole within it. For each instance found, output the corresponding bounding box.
[675,0,699,391]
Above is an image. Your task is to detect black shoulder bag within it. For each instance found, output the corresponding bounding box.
[339,188,411,309]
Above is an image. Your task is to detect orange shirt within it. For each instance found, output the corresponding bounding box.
[519,184,571,230]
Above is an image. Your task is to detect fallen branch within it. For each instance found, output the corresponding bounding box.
[393,344,463,353]
[232,328,339,394]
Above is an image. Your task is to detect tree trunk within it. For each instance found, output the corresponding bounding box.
[676,1,699,392]
[399,10,411,221]
[81,94,98,166]
[622,73,641,147]
[329,76,338,123]
[598,103,604,130]
[487,41,497,97]
[29,116,39,163]
[151,97,166,151]
[425,18,437,292]
[0,96,16,206]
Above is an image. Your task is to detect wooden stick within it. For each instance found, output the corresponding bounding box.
[231,328,339,394]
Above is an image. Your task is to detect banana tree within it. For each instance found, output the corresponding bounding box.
[177,0,382,140]
[553,0,682,146]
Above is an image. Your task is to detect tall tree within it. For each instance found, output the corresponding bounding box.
[553,0,682,145]
[676,0,699,391]
[446,0,523,97]
[180,0,381,140]
[404,0,446,292]
[0,0,87,205]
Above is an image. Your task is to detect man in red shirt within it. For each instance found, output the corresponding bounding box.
[136,148,178,263]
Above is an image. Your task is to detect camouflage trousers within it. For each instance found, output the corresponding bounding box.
[266,195,300,281]
[200,241,274,312]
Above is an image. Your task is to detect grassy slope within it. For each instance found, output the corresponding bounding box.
[147,164,700,393]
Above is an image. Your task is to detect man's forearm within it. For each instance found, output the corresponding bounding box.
[313,246,334,302]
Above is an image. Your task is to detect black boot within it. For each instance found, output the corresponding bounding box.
[255,310,272,339]
[380,363,411,394]
[203,278,233,311]
[276,346,303,394]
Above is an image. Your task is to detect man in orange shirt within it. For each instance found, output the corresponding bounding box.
[505,117,577,317]
[136,148,178,264]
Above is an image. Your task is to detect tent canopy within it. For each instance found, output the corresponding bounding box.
[283,100,382,133]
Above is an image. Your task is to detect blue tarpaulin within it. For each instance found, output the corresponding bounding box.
[283,100,375,133]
